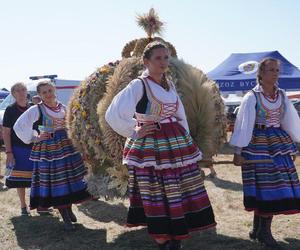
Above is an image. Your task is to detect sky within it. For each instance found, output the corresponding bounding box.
[1,0,300,89]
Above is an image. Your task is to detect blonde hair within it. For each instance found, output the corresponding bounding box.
[10,82,27,97]
[36,80,54,93]
[257,57,280,84]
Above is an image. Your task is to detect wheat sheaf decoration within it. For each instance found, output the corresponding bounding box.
[136,8,164,38]
[122,8,177,58]
[66,8,226,199]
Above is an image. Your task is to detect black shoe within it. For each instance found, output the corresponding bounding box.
[257,216,279,247]
[249,231,257,240]
[63,221,75,231]
[169,239,182,250]
[249,214,259,240]
[67,207,77,223]
[59,208,75,231]
[21,207,30,216]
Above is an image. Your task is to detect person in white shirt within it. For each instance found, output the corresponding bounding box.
[105,41,216,250]
[230,58,300,247]
[14,81,91,231]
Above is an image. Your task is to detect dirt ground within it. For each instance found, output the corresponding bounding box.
[0,144,300,250]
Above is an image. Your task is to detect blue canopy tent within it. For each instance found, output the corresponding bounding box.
[207,51,300,92]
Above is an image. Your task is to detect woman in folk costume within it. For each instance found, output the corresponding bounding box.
[105,41,216,250]
[14,81,91,231]
[230,58,300,247]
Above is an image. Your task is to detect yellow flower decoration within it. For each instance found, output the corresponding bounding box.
[99,65,110,74]
[81,111,87,119]
[81,81,87,88]
[71,101,81,113]
[81,90,86,97]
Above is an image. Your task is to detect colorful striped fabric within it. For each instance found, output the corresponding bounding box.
[127,163,216,240]
[30,129,91,209]
[124,121,216,239]
[5,146,33,188]
[123,122,202,169]
[242,127,300,215]
[255,90,284,127]
[142,77,179,119]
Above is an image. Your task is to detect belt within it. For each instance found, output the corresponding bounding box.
[137,116,178,130]
[41,128,66,138]
[160,116,178,123]
[255,124,280,130]
[255,124,266,130]
[138,121,161,130]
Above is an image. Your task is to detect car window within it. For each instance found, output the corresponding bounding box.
[0,94,15,110]
[294,101,300,110]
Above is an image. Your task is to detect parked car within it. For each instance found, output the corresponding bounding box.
[225,104,240,132]
[293,100,300,117]
[0,90,9,99]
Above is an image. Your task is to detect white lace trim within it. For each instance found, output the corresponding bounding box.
[123,153,202,170]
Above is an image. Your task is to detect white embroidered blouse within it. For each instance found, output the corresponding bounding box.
[230,85,300,148]
[13,104,66,144]
[105,75,189,138]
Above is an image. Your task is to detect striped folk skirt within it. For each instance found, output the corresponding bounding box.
[5,145,33,188]
[29,129,91,209]
[241,127,300,216]
[124,122,216,240]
